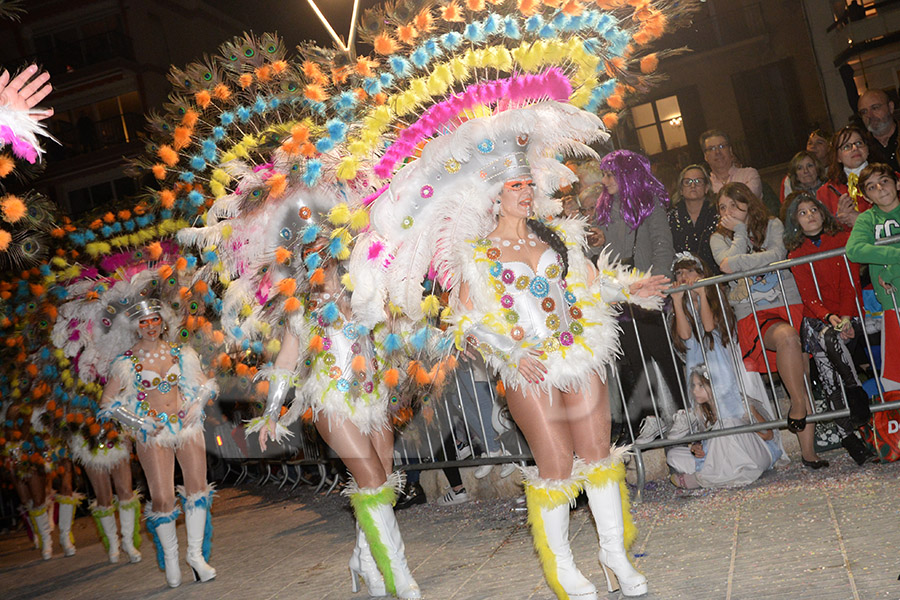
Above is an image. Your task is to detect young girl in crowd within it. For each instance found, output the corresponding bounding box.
[847,163,900,392]
[783,192,873,464]
[710,182,827,468]
[668,253,784,488]
[817,125,873,228]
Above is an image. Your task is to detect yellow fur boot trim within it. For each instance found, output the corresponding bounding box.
[579,446,636,550]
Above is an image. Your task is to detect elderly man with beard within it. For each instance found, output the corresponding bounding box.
[858,89,899,172]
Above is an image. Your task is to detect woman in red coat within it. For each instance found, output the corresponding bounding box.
[816,125,873,228]
[783,191,873,464]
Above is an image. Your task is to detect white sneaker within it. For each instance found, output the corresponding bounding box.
[668,410,692,440]
[635,416,668,444]
[455,441,472,460]
[498,462,517,479]
[473,450,504,479]
[437,487,470,506]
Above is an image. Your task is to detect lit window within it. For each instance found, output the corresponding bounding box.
[632,95,687,156]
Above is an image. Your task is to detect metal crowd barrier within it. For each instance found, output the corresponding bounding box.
[222,235,900,501]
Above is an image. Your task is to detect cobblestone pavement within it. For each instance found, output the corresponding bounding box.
[1,448,899,600]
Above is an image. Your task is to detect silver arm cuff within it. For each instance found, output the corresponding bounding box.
[109,405,156,435]
[263,375,293,421]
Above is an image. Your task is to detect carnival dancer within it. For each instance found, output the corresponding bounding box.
[99,272,217,587]
[362,97,668,599]
[52,280,145,564]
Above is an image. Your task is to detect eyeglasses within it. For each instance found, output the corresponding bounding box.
[703,143,729,153]
[839,140,866,152]
[681,178,706,187]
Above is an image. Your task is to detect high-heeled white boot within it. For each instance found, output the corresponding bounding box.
[56,493,82,557]
[349,522,387,597]
[118,494,142,563]
[29,500,54,560]
[522,466,598,600]
[145,506,181,588]
[580,448,648,598]
[345,472,421,599]
[90,502,120,563]
[178,485,216,582]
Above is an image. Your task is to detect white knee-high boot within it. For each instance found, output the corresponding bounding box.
[56,493,83,557]
[580,447,647,598]
[90,502,120,563]
[522,465,598,600]
[145,506,181,588]
[118,493,142,563]
[344,472,421,599]
[349,521,387,596]
[178,484,216,582]
[28,500,54,560]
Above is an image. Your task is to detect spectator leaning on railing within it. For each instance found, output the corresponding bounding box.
[782,191,874,466]
[710,182,828,469]
[846,163,900,392]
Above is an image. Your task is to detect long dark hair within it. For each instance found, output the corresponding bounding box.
[670,256,736,354]
[782,192,843,252]
[527,218,569,279]
[714,182,772,246]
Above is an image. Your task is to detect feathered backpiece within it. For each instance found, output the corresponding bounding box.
[338,0,698,319]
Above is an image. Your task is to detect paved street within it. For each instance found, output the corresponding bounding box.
[1,448,899,600]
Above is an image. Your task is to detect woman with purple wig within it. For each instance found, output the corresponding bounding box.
[594,150,681,441]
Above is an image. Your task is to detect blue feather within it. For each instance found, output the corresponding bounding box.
[379,73,394,87]
[220,111,234,126]
[304,252,321,270]
[189,190,205,206]
[124,219,136,231]
[101,225,113,238]
[237,106,251,122]
[389,55,411,77]
[410,327,429,351]
[423,38,441,59]
[84,231,96,242]
[442,31,462,49]
[328,236,345,258]
[321,301,340,324]
[212,126,226,141]
[160,209,173,220]
[503,16,521,39]
[411,47,429,69]
[186,255,197,268]
[303,160,322,187]
[190,155,206,170]
[180,171,196,183]
[326,119,347,142]
[301,224,320,244]
[464,22,484,43]
[253,96,267,113]
[483,13,500,35]
[251,341,264,354]
[525,15,543,33]
[363,77,382,95]
[383,333,402,353]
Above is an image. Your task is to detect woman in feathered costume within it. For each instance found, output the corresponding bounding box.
[97,270,218,588]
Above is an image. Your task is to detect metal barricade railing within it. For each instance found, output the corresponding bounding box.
[233,234,899,498]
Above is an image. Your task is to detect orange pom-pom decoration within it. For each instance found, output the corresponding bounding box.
[373,33,398,55]
[26,363,38,376]
[89,423,101,436]
[45,400,56,411]
[195,90,211,109]
[275,247,292,263]
[602,112,619,128]
[159,190,176,209]
[107,429,118,440]
[309,268,325,286]
[351,354,367,373]
[384,368,400,388]
[277,278,296,297]
[158,145,179,167]
[640,54,659,74]
[218,353,232,369]
[0,154,14,177]
[175,256,188,271]
[440,1,464,21]
[173,126,192,150]
[266,173,287,198]
[284,297,301,312]
[0,229,10,252]
[181,109,199,128]
[158,265,174,280]
[256,380,269,395]
[152,164,167,179]
[148,241,163,260]
[193,279,208,294]
[255,65,272,82]
[304,84,328,103]
[213,84,231,100]
[308,335,324,353]
[1,195,26,223]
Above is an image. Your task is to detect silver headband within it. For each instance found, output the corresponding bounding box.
[125,299,163,321]
[479,151,531,182]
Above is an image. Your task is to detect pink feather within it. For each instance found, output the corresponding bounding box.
[367,240,385,261]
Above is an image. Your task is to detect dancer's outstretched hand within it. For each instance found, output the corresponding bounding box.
[258,419,277,452]
[629,274,670,298]
[0,65,53,119]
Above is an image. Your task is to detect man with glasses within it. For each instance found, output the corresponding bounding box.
[858,89,899,172]
[699,129,763,199]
